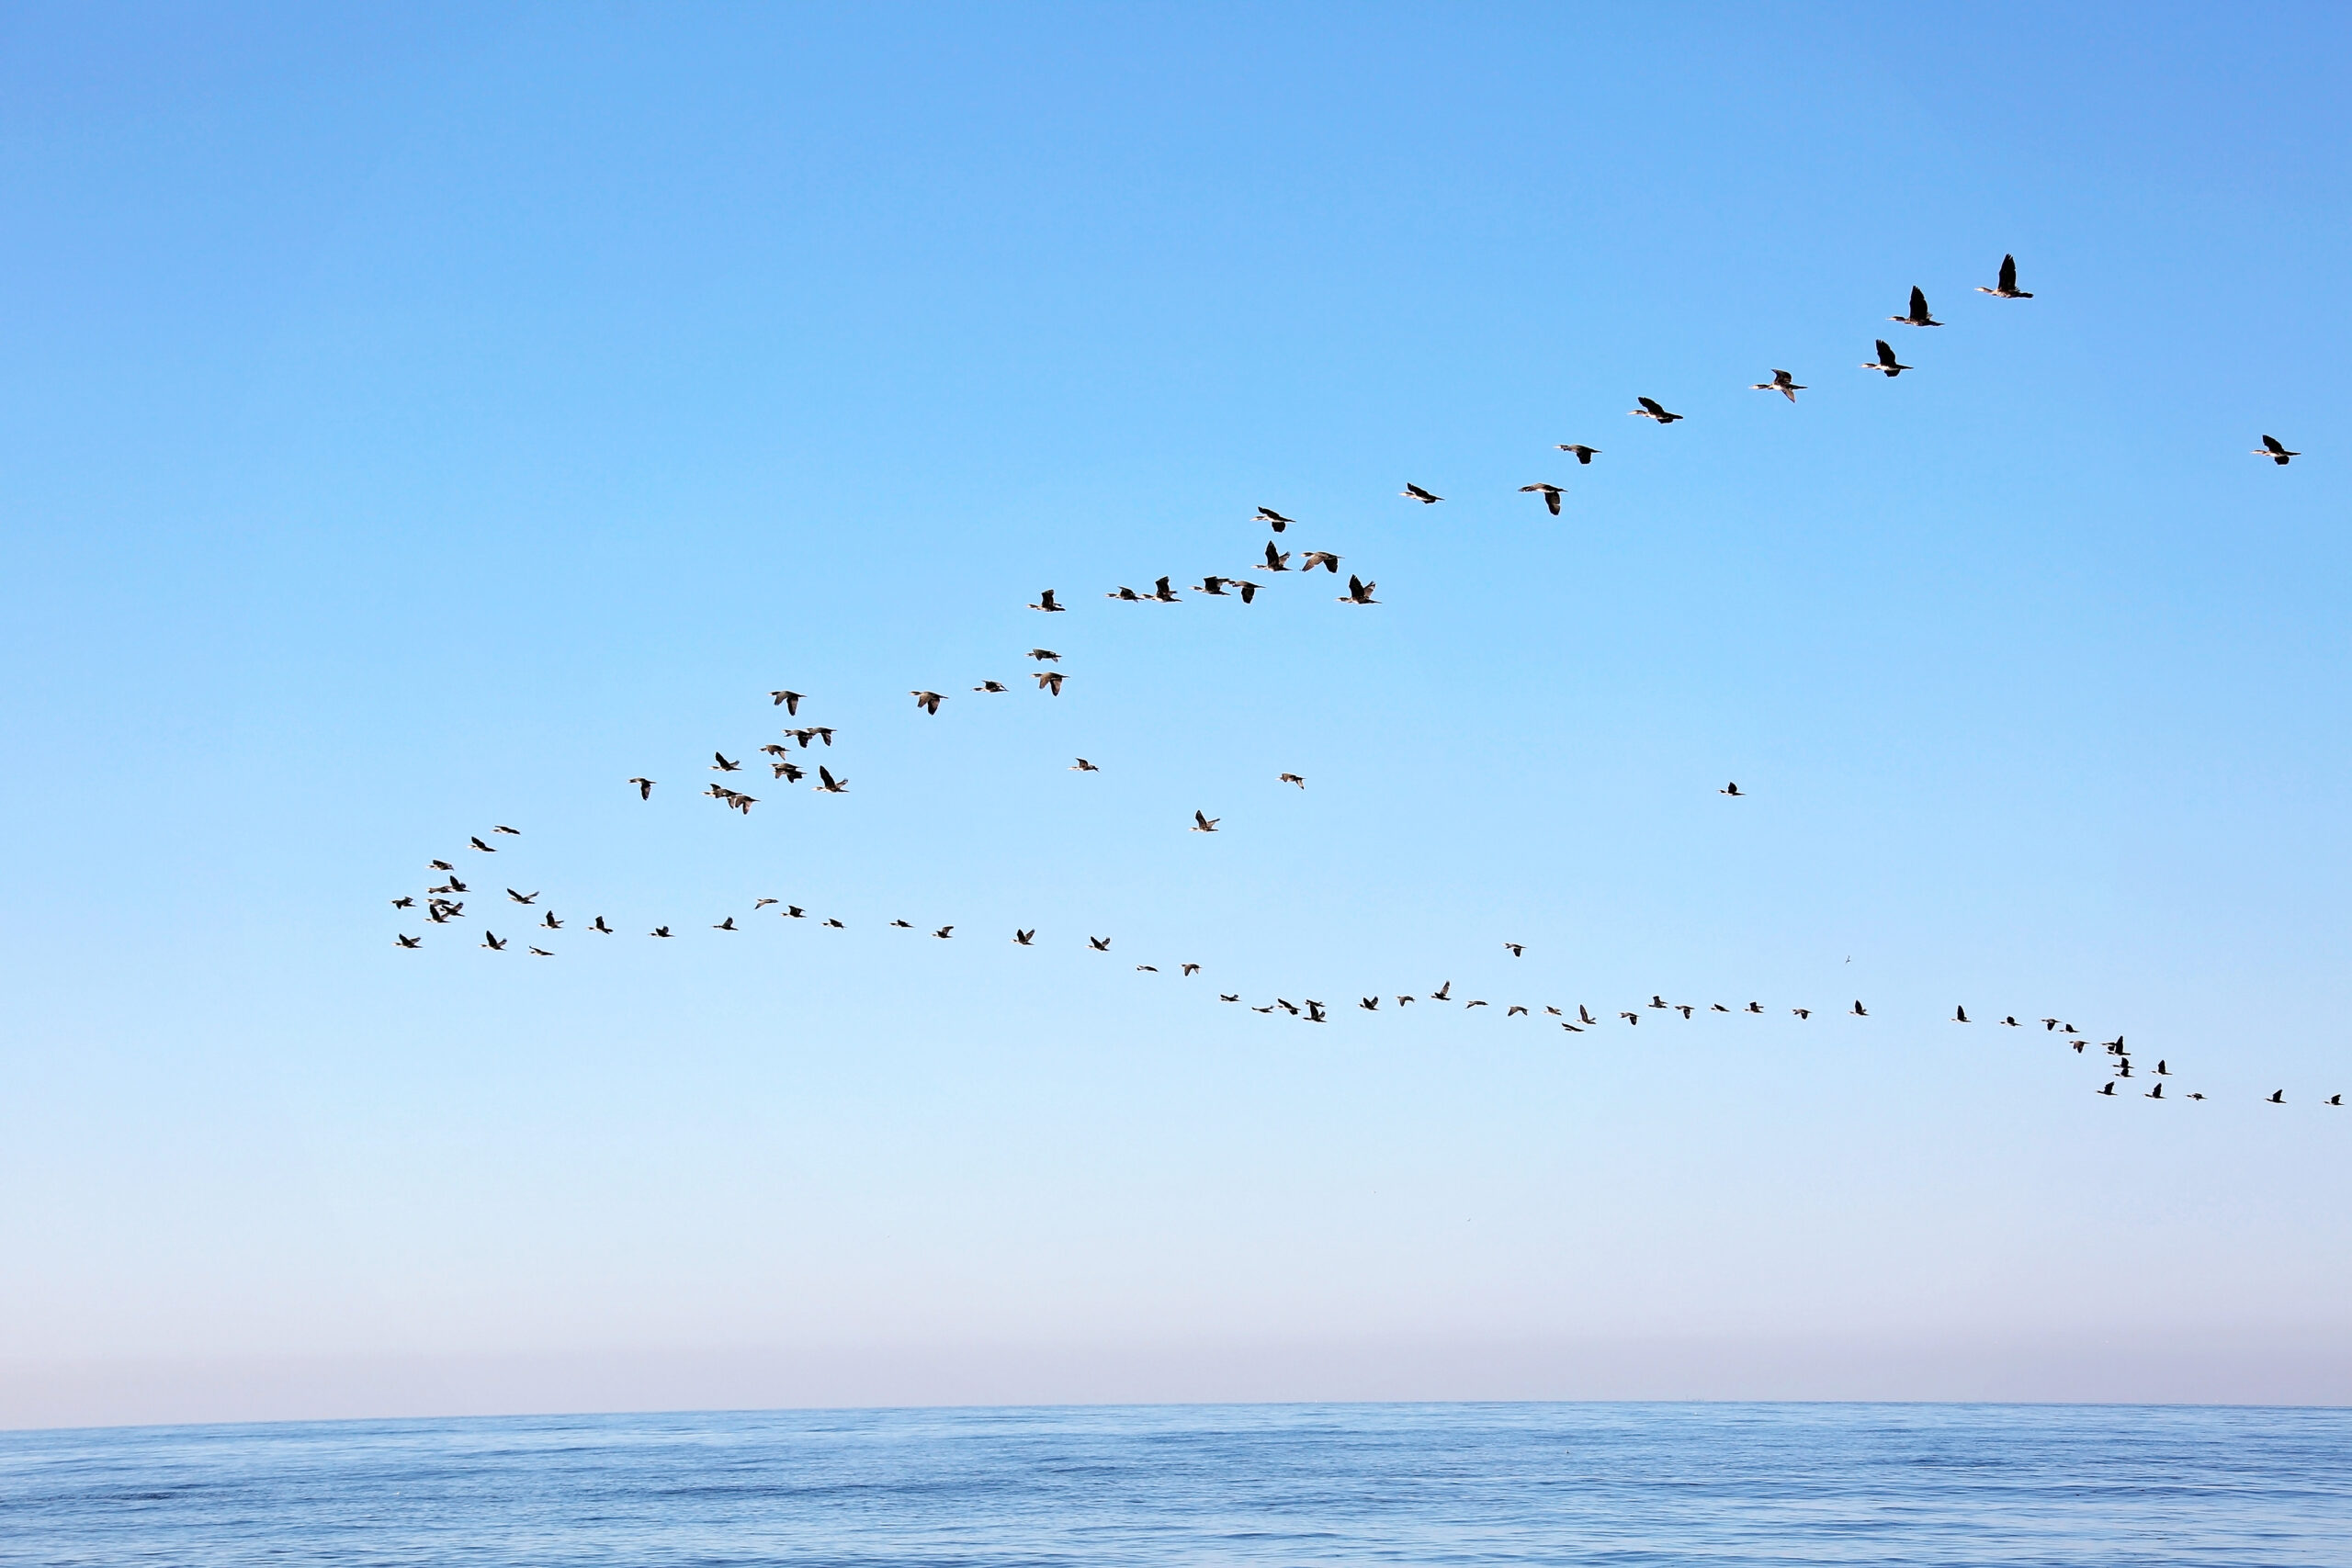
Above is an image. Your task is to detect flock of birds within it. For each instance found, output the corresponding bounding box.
[389,254,2331,1110]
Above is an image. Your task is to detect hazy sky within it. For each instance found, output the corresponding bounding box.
[4,3,2350,1428]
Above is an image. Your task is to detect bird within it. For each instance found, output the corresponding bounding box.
[1504,942,1524,957]
[1275,998,1299,1015]
[1630,397,1682,423]
[541,912,561,930]
[492,825,520,836]
[1107,585,1145,602]
[1030,589,1065,612]
[390,897,414,909]
[394,934,420,948]
[1360,997,1380,1011]
[1035,671,1066,694]
[506,889,537,904]
[1071,757,1098,771]
[713,752,743,773]
[1220,993,1240,1003]
[1555,444,1600,463]
[1745,1002,1763,1015]
[1792,1008,1811,1020]
[1862,339,1913,377]
[1719,782,1742,796]
[2098,1081,2116,1096]
[1675,1004,1694,1020]
[1131,964,1158,974]
[1027,649,1059,661]
[771,690,805,713]
[1850,1000,1868,1017]
[1305,1000,1327,1023]
[1507,1005,1529,1018]
[772,761,805,782]
[822,918,845,929]
[1620,1011,1639,1025]
[428,860,454,871]
[1251,1005,1275,1014]
[1340,575,1377,604]
[469,837,495,852]
[1152,576,1182,603]
[1751,369,1805,401]
[2155,1060,2169,1076]
[1709,1003,1729,1013]
[1649,996,1668,1010]
[1089,936,1111,952]
[813,766,849,793]
[715,917,737,931]
[481,931,507,952]
[1299,551,1341,573]
[1580,1007,1600,1025]
[1401,483,1442,503]
[1520,483,1565,515]
[2041,1018,2060,1031]
[1014,930,1035,946]
[1561,1021,1583,1032]
[974,681,1009,694]
[1890,286,1940,327]
[628,777,654,799]
[806,727,836,746]
[2268,1090,2285,1104]
[1192,810,1219,832]
[1953,1006,1970,1023]
[527,946,553,957]
[889,919,913,930]
[650,926,672,938]
[590,917,613,933]
[1431,982,1452,1000]
[1236,581,1260,603]
[1182,964,1200,976]
[1258,543,1291,571]
[1975,254,2031,299]
[2327,1095,2344,1107]
[2000,1016,2019,1027]
[1279,773,1305,788]
[1255,506,1295,532]
[782,906,806,919]
[2187,1092,2207,1101]
[2254,434,2299,465]
[1397,996,1417,1006]
[911,690,944,714]
[1197,576,1234,596]
[933,926,953,939]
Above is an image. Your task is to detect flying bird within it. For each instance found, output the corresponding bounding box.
[715,917,737,931]
[591,917,613,933]
[1299,551,1341,573]
[1504,942,1524,957]
[540,912,561,930]
[1305,1001,1327,1023]
[528,947,553,958]
[1975,254,2032,299]
[394,934,420,948]
[1891,286,1941,326]
[1027,649,1059,661]
[1360,997,1380,1011]
[771,690,805,713]
[1236,581,1260,604]
[1035,671,1066,694]
[506,889,537,905]
[1030,589,1065,612]
[1720,782,1742,796]
[1089,936,1111,952]
[1279,773,1305,788]
[1862,339,1912,377]
[933,926,954,939]
[1108,585,1144,602]
[2268,1090,2286,1104]
[1014,930,1035,945]
[1520,483,1565,514]
[822,919,845,929]
[1555,444,1600,463]
[481,931,507,952]
[1152,576,1182,603]
[1850,1000,1868,1017]
[1507,1005,1529,1018]
[650,926,672,938]
[1197,576,1234,596]
[1192,810,1220,832]
[889,919,912,929]
[1630,397,1682,423]
[2254,434,2299,465]
[1255,506,1295,532]
[782,907,805,919]
[1182,964,1200,976]
[429,860,454,871]
[911,691,944,714]
[974,681,1009,694]
[772,761,805,782]
[712,752,741,772]
[390,897,414,909]
[1750,369,1805,401]
[813,766,849,793]
[2098,1081,2116,1096]
[1339,575,1377,604]
[1954,1006,1970,1023]
[1792,1008,1811,1020]
[1258,543,1291,571]
[469,837,495,852]
[628,777,654,799]
[1401,483,1442,503]
[1071,757,1098,771]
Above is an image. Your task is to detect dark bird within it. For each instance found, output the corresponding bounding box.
[390,897,414,909]
[1398,996,1417,1006]
[1299,551,1341,574]
[1035,671,1066,694]
[1862,339,1913,377]
[933,926,953,939]
[1027,649,1060,661]
[772,761,805,782]
[715,917,737,931]
[426,905,456,923]
[1255,506,1295,532]
[1850,1000,1868,1017]
[2327,1095,2344,1107]
[2000,1016,2020,1027]
[1650,996,1668,1010]
[771,690,805,713]
[628,777,654,799]
[1339,575,1377,604]
[975,681,1009,694]
[1237,581,1260,604]
[2268,1090,2285,1104]
[528,946,553,957]
[2098,1081,2116,1096]
[650,926,672,938]
[492,825,520,836]
[1580,1006,1600,1025]
[1136,964,1158,973]
[2188,1092,2207,1100]
[1710,1004,1729,1013]
[591,917,613,933]
[1792,1008,1811,1020]
[1745,1002,1764,1014]
[1192,810,1220,832]
[541,912,561,930]
[1152,576,1182,603]
[1953,1006,1970,1023]
[1197,576,1234,595]
[1621,1011,1640,1024]
[782,907,805,919]
[1630,397,1682,423]
[1431,982,1452,1001]
[506,889,537,905]
[1975,254,2031,299]
[1360,997,1380,1011]
[1089,936,1111,952]
[469,837,496,852]
[2041,1018,2059,1031]
[1276,998,1299,1015]
[395,934,420,948]
[1071,757,1098,771]
[807,728,836,746]
[890,919,913,930]
[1751,368,1805,401]
[814,766,849,793]
[1279,773,1305,788]
[1258,543,1292,571]
[1520,483,1565,514]
[1252,1005,1275,1014]
[712,752,741,772]
[1031,589,1065,612]
[429,860,454,871]
[1108,585,1144,602]
[2155,1060,2169,1075]
[1720,782,1742,796]
[1675,1004,1694,1019]
[1014,929,1035,946]
[1507,1005,1529,1018]
[1401,483,1442,503]
[1561,1021,1583,1032]
[1556,444,1601,463]
[2254,434,2300,466]
[481,931,507,952]
[1220,993,1240,1003]
[911,690,944,714]
[1891,286,1941,327]
[1182,964,1200,976]
[1305,1000,1327,1023]
[823,918,845,929]
[1504,942,1524,957]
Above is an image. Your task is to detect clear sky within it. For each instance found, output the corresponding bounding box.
[4,3,2350,1428]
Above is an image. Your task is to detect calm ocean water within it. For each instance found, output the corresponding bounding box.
[4,1402,2348,1566]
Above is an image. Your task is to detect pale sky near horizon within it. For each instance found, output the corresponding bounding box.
[5,3,2351,1428]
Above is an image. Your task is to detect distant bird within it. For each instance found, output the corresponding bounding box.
[1236,581,1260,603]
[1719,782,1742,796]
[2098,1081,2116,1096]
[427,907,453,923]
[590,917,613,933]
[1975,254,2032,299]
[541,912,561,930]
[933,926,953,939]
[2041,1018,2060,1031]
[1027,649,1059,661]
[2327,1095,2344,1107]
[2187,1093,2207,1101]
[1850,1000,1868,1017]
[2000,1016,2019,1027]
[1182,963,1200,976]
[715,917,737,931]
[1792,1008,1811,1020]
[395,934,420,948]
[1675,1004,1694,1019]
[1030,589,1065,612]
[2254,434,2299,466]
[1431,981,1452,1000]
[782,906,806,919]
[1089,936,1111,952]
[822,918,845,929]
[712,752,741,772]
[1192,810,1220,832]
[1014,929,1035,946]
[1579,1006,1600,1025]
[2155,1060,2170,1076]
[1556,444,1601,463]
[1276,998,1299,1015]
[1745,1002,1763,1014]
[814,766,849,793]
[528,946,552,957]
[1398,996,1417,1007]
[1252,1005,1275,1014]
[911,690,944,714]
[1360,997,1380,1011]
[771,690,805,713]
[1198,576,1235,595]
[1630,397,1682,423]
[1279,773,1305,788]
[806,727,836,746]
[469,837,495,852]
[1258,543,1292,571]
[1891,286,1941,327]
[390,897,414,909]
[1306,1000,1327,1023]
[2268,1090,2285,1104]
[1108,585,1144,602]
[1751,369,1805,401]
[1401,483,1442,503]
[650,926,672,938]
[482,931,507,952]
[1620,1011,1639,1024]
[889,919,913,930]
[1561,1021,1583,1032]
[1862,339,1912,377]
[492,825,520,836]
[1071,757,1099,772]
[507,889,538,904]
[1299,551,1341,573]
[429,860,454,871]
[772,761,805,782]
[1035,671,1066,694]
[1649,996,1668,1009]
[629,777,654,799]
[1255,506,1295,532]
[1136,964,1158,973]
[1220,993,1240,1003]
[1152,576,1182,603]
[1504,942,1524,957]
[974,681,1009,694]
[1520,483,1565,514]
[1339,575,1377,604]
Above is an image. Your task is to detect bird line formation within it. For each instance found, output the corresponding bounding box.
[386,253,2324,1109]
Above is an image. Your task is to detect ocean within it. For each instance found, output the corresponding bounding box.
[4,1402,2347,1565]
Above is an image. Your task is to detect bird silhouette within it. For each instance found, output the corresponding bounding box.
[771,690,804,713]
[1339,575,1377,604]
[1027,649,1059,661]
[1720,782,1742,796]
[712,752,741,772]
[911,690,944,714]
[933,926,954,939]
[1401,483,1442,503]
[1299,551,1341,573]
[1089,936,1111,952]
[1035,671,1066,694]
[1030,589,1065,612]
[1630,397,1682,423]
[1504,942,1524,957]
[813,766,849,793]
[2254,434,2299,465]
[469,837,495,852]
[628,777,654,799]
[974,680,1009,694]
[1975,254,2031,299]
[1192,810,1220,832]
[394,934,420,948]
[1255,506,1295,531]
[1850,1000,1868,1017]
[1279,773,1306,788]
[1520,483,1565,514]
[1014,929,1035,945]
[481,931,507,951]
[1071,757,1098,771]
[1258,543,1291,571]
[1556,444,1601,463]
[1862,339,1913,377]
[1891,286,1941,326]
[1751,368,1805,401]
[1953,1006,1970,1022]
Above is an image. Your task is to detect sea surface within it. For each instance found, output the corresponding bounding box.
[4,1402,2349,1566]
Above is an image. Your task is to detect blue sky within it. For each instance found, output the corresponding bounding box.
[3,3,2350,1425]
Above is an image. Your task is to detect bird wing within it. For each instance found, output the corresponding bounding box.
[1909,286,1928,319]
[1638,397,1664,414]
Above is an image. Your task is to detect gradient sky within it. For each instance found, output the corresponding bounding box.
[4,3,2350,1428]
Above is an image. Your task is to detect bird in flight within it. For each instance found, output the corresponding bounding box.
[1258,543,1291,571]
[1620,1011,1639,1025]
[1630,397,1682,423]
[591,917,613,933]
[1339,575,1377,604]
[481,931,507,952]
[1556,444,1600,463]
[974,680,1008,694]
[1071,757,1098,772]
[1279,773,1305,788]
[1360,997,1380,1011]
[1953,1006,1970,1022]
[1504,942,1524,957]
[813,766,849,793]
[1720,782,1742,796]
[395,933,420,948]
[2254,434,2299,466]
[1182,964,1200,976]
[429,860,454,871]
[822,918,845,929]
[1520,483,1565,515]
[1197,575,1235,596]
[1507,1005,1529,1018]
[2098,1081,2116,1097]
[1253,506,1295,533]
[889,919,913,929]
[911,690,944,714]
[1030,589,1065,612]
[1219,993,1241,1003]
[506,888,537,905]
[1299,551,1341,574]
[1891,287,1941,327]
[771,690,804,713]
[1089,936,1111,952]
[1014,930,1035,946]
[1431,981,1452,1000]
[1751,369,1805,402]
[1152,576,1182,603]
[712,752,741,772]
[772,761,805,782]
[1975,254,2031,299]
[1401,483,1442,503]
[1192,810,1220,832]
[628,777,654,799]
[2268,1090,2285,1104]
[1035,671,1066,694]
[390,897,414,909]
[492,825,519,836]
[650,926,673,938]
[1108,585,1144,602]
[1236,581,1260,603]
[933,926,954,939]
[527,946,553,957]
[1850,1000,1868,1017]
[469,837,496,852]
[1792,1008,1811,1020]
[781,906,805,919]
[713,917,739,931]
[1027,649,1059,661]
[1862,339,1913,378]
